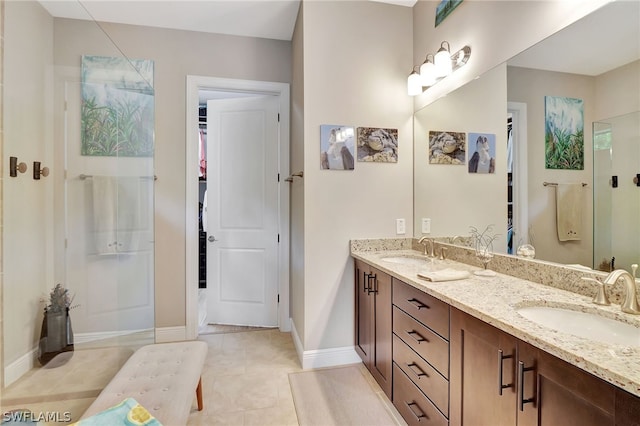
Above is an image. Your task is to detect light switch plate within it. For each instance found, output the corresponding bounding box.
[422,218,431,234]
[396,218,406,235]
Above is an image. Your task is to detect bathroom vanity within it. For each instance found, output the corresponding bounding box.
[352,239,640,426]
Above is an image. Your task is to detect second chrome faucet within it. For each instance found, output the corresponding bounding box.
[602,264,640,315]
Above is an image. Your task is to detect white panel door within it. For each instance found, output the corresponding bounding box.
[206,95,280,327]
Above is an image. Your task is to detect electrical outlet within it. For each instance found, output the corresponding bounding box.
[396,218,406,235]
[422,218,431,234]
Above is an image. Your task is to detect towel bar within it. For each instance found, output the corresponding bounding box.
[543,182,587,187]
[79,174,157,181]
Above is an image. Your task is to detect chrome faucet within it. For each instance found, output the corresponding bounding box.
[418,237,435,257]
[602,265,640,315]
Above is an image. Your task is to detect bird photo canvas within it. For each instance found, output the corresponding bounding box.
[428,130,466,164]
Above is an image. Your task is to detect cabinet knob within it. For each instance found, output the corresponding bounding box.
[208,235,218,242]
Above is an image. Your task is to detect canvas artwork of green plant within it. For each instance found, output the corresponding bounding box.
[81,55,155,157]
[544,96,584,170]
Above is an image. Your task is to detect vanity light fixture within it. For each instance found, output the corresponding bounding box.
[407,41,472,96]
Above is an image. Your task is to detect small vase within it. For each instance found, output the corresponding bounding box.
[38,307,74,366]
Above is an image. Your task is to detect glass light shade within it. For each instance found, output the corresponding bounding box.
[419,60,437,87]
[407,71,422,96]
[434,46,452,77]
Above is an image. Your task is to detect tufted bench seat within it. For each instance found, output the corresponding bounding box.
[80,341,208,425]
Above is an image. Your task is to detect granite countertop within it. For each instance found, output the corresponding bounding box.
[351,247,640,398]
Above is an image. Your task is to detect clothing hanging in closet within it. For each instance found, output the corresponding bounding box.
[199,127,207,179]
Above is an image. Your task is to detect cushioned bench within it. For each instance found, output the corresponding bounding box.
[80,341,208,425]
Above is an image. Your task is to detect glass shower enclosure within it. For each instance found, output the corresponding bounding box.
[593,111,640,271]
[2,0,154,419]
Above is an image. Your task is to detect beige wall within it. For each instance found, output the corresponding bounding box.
[53,19,292,328]
[0,0,5,387]
[414,63,508,247]
[2,0,53,376]
[299,0,413,351]
[594,60,640,120]
[508,66,595,266]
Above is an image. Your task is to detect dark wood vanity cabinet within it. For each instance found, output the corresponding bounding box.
[354,259,392,398]
[353,258,640,426]
[392,279,450,425]
[450,307,518,426]
[450,307,640,426]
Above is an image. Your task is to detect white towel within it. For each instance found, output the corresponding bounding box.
[556,183,583,241]
[417,268,471,282]
[91,176,118,255]
[91,176,153,254]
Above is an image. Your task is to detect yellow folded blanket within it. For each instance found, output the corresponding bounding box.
[417,268,470,282]
[71,398,162,426]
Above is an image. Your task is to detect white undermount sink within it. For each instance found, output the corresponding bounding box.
[517,306,640,347]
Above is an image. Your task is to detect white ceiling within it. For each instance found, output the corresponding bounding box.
[508,0,640,76]
[39,0,416,42]
[39,0,637,76]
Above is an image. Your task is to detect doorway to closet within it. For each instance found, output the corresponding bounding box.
[507,102,529,253]
[185,76,291,340]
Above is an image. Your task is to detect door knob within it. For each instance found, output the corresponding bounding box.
[208,235,217,242]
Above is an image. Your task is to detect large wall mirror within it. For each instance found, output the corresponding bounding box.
[414,0,640,270]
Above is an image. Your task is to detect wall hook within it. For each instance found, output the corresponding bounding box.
[33,161,50,180]
[9,156,27,177]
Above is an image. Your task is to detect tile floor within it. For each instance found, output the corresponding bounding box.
[1,328,401,426]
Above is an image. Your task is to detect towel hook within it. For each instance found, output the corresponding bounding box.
[9,156,27,177]
[33,161,50,180]
[285,171,304,183]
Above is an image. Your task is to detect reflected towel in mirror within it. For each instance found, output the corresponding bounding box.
[556,183,583,241]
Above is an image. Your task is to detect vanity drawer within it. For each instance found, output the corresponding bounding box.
[393,279,450,339]
[393,334,449,417]
[393,306,449,378]
[393,363,448,426]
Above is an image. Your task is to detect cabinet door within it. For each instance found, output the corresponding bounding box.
[354,259,372,364]
[517,341,615,426]
[450,307,518,426]
[369,267,392,398]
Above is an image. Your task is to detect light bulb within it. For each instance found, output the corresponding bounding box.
[420,58,437,87]
[407,71,422,96]
[435,43,452,77]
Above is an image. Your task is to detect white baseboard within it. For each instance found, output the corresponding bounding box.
[74,328,153,345]
[155,326,187,343]
[4,347,37,387]
[290,319,361,370]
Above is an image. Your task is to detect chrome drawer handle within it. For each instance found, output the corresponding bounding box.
[407,362,428,379]
[407,298,429,310]
[406,330,428,344]
[405,401,428,422]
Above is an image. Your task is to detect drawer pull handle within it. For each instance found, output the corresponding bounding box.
[405,401,428,421]
[367,274,378,295]
[406,330,428,344]
[407,362,428,379]
[498,349,514,395]
[407,298,429,310]
[363,273,371,294]
[518,361,536,411]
